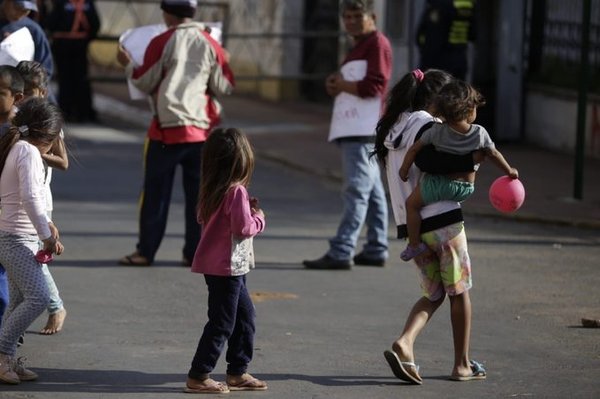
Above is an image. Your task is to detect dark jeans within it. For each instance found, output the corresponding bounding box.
[188,275,256,379]
[137,140,203,262]
[0,265,6,326]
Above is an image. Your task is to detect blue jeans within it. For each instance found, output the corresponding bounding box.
[0,265,7,325]
[188,275,255,378]
[41,264,63,314]
[38,213,64,315]
[328,141,388,261]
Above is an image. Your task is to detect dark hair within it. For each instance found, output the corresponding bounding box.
[373,69,453,162]
[0,98,63,176]
[16,60,48,96]
[341,0,374,13]
[436,80,486,123]
[160,2,196,18]
[198,128,255,223]
[0,65,24,94]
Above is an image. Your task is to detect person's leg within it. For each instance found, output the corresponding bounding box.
[0,265,7,326]
[361,148,388,260]
[188,276,242,385]
[136,140,178,263]
[328,141,377,260]
[77,43,97,121]
[387,226,449,381]
[69,45,88,121]
[179,142,203,264]
[52,43,75,120]
[449,291,472,377]
[0,234,50,357]
[405,185,425,247]
[223,276,267,390]
[391,294,445,379]
[225,275,255,375]
[39,263,66,335]
[428,222,476,378]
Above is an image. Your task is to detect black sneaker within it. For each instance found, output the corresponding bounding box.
[17,335,24,347]
[303,255,352,270]
[353,252,386,267]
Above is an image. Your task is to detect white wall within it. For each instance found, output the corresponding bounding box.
[525,89,600,159]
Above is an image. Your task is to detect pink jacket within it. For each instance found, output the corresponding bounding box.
[191,185,265,276]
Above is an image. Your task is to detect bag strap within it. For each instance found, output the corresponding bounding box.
[392,120,436,149]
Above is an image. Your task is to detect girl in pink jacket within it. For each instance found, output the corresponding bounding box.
[185,128,267,394]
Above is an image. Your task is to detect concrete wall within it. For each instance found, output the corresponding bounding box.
[525,87,600,159]
[224,0,303,100]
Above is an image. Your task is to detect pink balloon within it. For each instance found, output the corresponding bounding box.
[489,176,525,213]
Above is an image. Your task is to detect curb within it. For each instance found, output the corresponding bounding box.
[93,93,600,231]
[258,151,600,231]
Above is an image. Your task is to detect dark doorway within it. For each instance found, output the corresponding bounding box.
[471,0,500,137]
[301,0,340,102]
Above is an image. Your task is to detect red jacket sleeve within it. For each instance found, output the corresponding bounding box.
[356,34,392,98]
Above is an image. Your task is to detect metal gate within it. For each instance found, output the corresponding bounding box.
[525,0,600,93]
[68,0,343,100]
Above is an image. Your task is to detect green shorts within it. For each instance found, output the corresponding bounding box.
[420,174,475,205]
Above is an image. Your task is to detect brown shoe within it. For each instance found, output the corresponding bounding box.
[303,255,352,270]
[12,357,38,381]
[0,355,19,384]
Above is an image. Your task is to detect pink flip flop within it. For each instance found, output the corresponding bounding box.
[183,381,230,394]
[228,377,268,391]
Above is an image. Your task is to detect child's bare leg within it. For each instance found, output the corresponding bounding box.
[401,186,428,261]
[392,295,445,380]
[449,291,472,378]
[406,185,425,247]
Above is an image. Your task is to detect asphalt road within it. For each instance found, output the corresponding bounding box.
[1,122,599,399]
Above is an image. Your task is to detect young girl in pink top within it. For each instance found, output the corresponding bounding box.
[185,128,267,394]
[0,98,64,385]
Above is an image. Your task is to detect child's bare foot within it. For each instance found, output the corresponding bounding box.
[400,243,428,261]
[40,308,67,335]
[184,377,230,394]
[391,340,422,382]
[226,373,268,391]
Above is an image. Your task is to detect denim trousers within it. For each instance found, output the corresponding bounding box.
[0,266,7,323]
[188,274,256,379]
[137,140,203,263]
[41,263,63,314]
[328,140,389,261]
[40,212,64,314]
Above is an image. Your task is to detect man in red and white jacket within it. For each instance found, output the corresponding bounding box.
[117,0,235,267]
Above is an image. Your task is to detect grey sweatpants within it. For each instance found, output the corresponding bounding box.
[0,231,50,356]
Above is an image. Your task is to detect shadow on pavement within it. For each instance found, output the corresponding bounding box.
[4,369,184,394]
[4,370,423,393]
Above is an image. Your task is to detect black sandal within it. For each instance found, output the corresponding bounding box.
[118,253,151,266]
